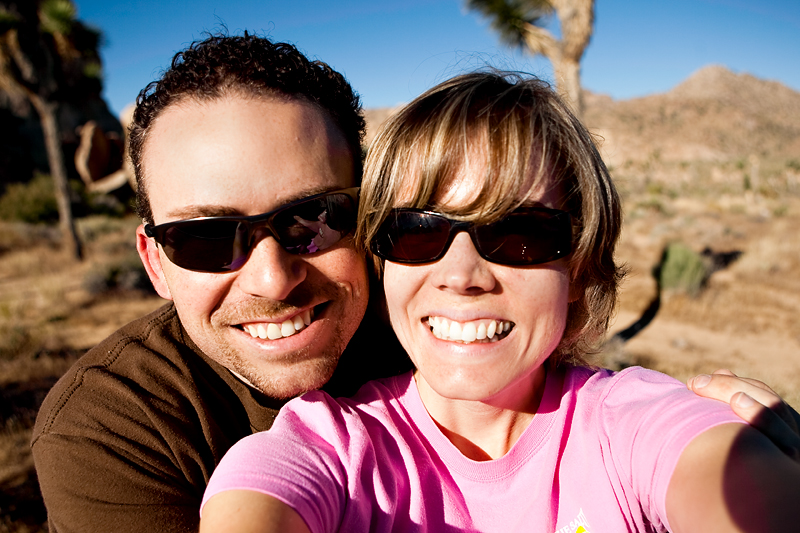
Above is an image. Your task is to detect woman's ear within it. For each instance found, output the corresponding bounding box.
[568,269,583,304]
[136,224,173,300]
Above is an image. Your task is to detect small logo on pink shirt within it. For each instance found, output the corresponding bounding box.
[553,508,592,533]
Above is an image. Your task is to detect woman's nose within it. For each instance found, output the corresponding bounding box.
[429,232,497,294]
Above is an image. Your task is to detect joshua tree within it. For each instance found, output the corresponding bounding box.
[0,0,102,259]
[467,0,594,118]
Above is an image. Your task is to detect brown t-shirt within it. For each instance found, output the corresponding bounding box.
[31,303,410,532]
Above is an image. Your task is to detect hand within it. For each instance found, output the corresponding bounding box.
[687,369,800,462]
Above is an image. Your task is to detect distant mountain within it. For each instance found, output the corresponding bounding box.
[364,65,800,167]
[584,65,800,166]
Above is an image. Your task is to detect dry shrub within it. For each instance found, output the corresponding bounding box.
[656,243,708,296]
[0,224,60,257]
[0,174,58,225]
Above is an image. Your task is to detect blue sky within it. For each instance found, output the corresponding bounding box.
[74,0,800,118]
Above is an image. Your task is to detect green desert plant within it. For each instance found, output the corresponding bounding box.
[655,242,707,296]
[0,173,59,223]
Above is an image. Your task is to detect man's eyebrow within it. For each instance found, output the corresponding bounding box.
[165,206,241,220]
[163,186,347,220]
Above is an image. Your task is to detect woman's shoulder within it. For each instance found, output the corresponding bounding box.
[558,364,726,421]
[558,364,741,430]
[562,364,684,397]
[272,371,416,437]
[297,371,414,411]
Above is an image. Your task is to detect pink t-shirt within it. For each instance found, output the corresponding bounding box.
[203,366,744,532]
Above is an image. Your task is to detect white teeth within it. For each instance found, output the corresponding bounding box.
[448,321,462,340]
[267,323,282,339]
[427,316,512,344]
[244,309,315,340]
[461,322,477,342]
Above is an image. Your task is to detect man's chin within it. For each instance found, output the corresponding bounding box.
[236,356,339,399]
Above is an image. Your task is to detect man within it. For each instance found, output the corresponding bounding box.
[32,32,798,533]
[32,33,411,533]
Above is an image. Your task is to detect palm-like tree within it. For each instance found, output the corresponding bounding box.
[467,0,594,118]
[0,0,101,259]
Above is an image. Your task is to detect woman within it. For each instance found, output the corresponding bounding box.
[200,72,800,532]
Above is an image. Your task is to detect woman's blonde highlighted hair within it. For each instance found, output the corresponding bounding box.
[358,71,624,366]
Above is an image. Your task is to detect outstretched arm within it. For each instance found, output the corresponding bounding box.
[666,422,800,532]
[688,369,800,462]
[200,491,310,533]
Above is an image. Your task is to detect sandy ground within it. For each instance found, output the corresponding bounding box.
[607,193,800,408]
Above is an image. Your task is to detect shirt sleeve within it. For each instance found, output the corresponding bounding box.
[32,370,207,533]
[202,393,349,533]
[596,367,746,530]
[32,430,202,533]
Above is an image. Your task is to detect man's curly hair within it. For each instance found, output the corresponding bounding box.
[129,32,366,224]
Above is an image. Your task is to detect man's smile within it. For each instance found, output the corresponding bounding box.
[240,308,315,340]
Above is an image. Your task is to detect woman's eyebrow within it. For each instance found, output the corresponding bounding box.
[518,200,549,208]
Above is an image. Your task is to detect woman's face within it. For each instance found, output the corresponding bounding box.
[382,167,572,411]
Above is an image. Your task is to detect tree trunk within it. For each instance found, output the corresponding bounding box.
[545,0,595,119]
[553,56,583,118]
[32,95,83,260]
[522,24,583,117]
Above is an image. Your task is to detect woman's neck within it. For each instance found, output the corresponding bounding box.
[415,367,547,461]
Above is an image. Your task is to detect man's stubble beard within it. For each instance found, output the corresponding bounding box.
[208,284,357,399]
[225,321,346,399]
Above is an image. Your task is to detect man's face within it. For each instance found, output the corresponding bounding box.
[136,94,368,399]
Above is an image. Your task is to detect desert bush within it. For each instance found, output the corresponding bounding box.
[83,252,154,296]
[0,324,39,362]
[655,243,708,296]
[0,222,61,255]
[0,173,59,224]
[634,197,669,215]
[77,215,135,243]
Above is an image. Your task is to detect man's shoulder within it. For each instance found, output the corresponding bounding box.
[83,302,186,365]
[31,303,225,440]
[39,302,189,394]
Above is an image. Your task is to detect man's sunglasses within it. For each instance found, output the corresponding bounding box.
[370,207,572,266]
[144,188,359,273]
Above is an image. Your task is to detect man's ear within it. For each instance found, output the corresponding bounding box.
[136,224,173,300]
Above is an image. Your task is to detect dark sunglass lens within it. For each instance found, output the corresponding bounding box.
[373,212,451,262]
[475,211,571,265]
[161,220,240,272]
[272,193,356,254]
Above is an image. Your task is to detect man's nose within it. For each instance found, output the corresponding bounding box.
[430,231,497,295]
[234,235,308,301]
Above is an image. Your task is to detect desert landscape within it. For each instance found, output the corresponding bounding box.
[1,64,799,531]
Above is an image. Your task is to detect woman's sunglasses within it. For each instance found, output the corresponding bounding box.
[144,188,359,273]
[370,207,572,266]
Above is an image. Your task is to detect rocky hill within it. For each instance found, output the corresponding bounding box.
[585,65,800,167]
[365,65,800,169]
